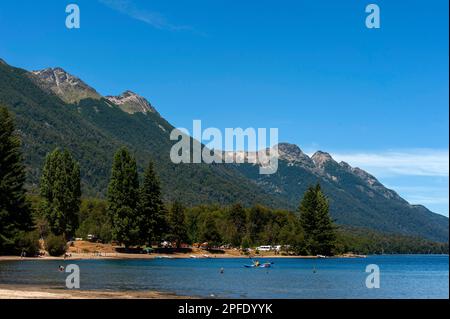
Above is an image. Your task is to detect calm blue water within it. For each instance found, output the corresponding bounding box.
[0,255,448,298]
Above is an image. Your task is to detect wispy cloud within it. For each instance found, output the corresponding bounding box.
[323,149,449,215]
[327,149,449,178]
[386,185,449,203]
[99,0,195,32]
[384,185,449,216]
[401,195,449,205]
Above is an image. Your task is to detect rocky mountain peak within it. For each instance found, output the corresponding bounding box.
[105,90,158,115]
[311,151,335,168]
[32,67,76,85]
[277,143,301,155]
[276,143,315,168]
[28,67,158,115]
[29,67,101,104]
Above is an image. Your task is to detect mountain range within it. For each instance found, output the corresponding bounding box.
[0,58,448,242]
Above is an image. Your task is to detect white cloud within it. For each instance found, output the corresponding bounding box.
[320,149,449,216]
[328,149,449,178]
[99,0,194,32]
[386,185,449,204]
[405,195,449,205]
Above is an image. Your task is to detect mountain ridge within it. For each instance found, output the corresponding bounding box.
[105,90,158,115]
[28,67,157,116]
[232,143,406,204]
[29,67,102,104]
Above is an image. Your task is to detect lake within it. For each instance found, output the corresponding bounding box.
[0,255,448,298]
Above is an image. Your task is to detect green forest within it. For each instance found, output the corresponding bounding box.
[1,106,448,256]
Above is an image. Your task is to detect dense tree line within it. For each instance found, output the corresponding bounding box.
[74,199,448,255]
[335,227,449,255]
[1,106,448,256]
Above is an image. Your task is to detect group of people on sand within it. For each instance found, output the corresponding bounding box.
[20,250,47,258]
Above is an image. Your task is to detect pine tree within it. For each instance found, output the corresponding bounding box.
[247,205,269,245]
[298,184,336,255]
[167,201,187,248]
[227,203,247,247]
[199,214,222,246]
[139,160,167,245]
[107,147,140,247]
[0,106,32,253]
[40,148,81,239]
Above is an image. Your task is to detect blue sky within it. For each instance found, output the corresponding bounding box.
[0,0,448,215]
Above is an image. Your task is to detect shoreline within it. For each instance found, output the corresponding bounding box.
[0,284,192,299]
[1,241,369,262]
[0,253,366,262]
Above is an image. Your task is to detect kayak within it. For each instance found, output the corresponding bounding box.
[244,263,272,268]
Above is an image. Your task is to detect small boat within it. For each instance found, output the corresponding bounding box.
[155,255,173,259]
[244,262,272,268]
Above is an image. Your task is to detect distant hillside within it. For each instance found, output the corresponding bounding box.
[0,59,447,242]
[232,144,449,242]
[0,61,285,207]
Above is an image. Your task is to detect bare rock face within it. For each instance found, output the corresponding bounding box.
[351,166,403,201]
[277,143,316,168]
[29,67,102,104]
[105,90,158,115]
[311,150,335,169]
[28,68,158,116]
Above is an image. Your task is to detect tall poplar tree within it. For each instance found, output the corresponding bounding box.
[107,147,140,247]
[40,148,81,239]
[199,213,222,246]
[226,203,247,247]
[298,184,336,255]
[0,106,32,253]
[167,201,187,248]
[139,160,167,245]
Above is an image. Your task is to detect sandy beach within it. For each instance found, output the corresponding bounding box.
[0,284,190,299]
[0,253,339,262]
[0,240,365,262]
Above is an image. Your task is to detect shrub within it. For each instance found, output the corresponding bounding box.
[16,231,41,257]
[45,234,67,256]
